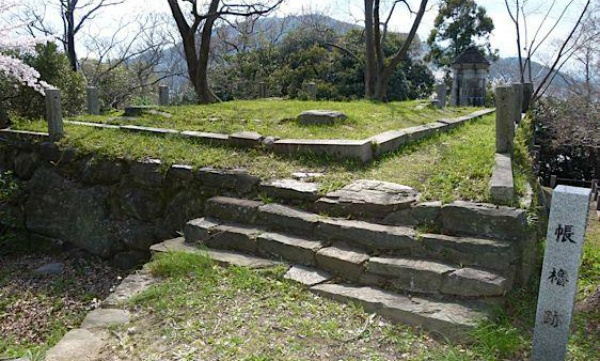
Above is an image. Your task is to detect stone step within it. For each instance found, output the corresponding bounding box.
[199,196,518,273]
[310,283,488,342]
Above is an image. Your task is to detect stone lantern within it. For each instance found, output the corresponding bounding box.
[450,47,489,107]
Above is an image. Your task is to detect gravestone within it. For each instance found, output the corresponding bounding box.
[45,88,63,141]
[532,185,591,361]
[159,85,170,106]
[305,82,317,100]
[86,86,100,115]
[258,82,267,98]
[297,110,347,126]
[495,85,516,153]
[436,83,447,108]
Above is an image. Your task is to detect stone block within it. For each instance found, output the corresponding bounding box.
[284,265,332,286]
[197,167,260,195]
[81,157,125,185]
[382,201,442,227]
[273,139,373,163]
[229,131,264,148]
[44,328,108,361]
[369,129,410,157]
[441,201,528,241]
[259,179,321,202]
[123,105,157,117]
[257,203,321,236]
[205,196,263,223]
[315,242,369,281]
[490,153,514,203]
[317,218,418,253]
[367,257,454,294]
[127,158,163,188]
[180,130,229,146]
[81,309,130,329]
[165,164,194,189]
[404,123,446,141]
[119,187,163,221]
[120,125,179,136]
[184,217,220,243]
[102,270,155,308]
[203,223,263,253]
[297,110,347,126]
[14,152,38,179]
[315,179,418,220]
[257,232,323,266]
[440,267,508,297]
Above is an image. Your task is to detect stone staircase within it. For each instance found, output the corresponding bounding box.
[160,195,527,341]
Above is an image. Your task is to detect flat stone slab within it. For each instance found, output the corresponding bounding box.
[284,265,332,286]
[273,139,373,163]
[257,203,321,235]
[316,242,369,281]
[102,270,156,308]
[45,328,108,361]
[297,110,347,125]
[184,218,221,243]
[81,309,130,329]
[367,257,454,294]
[310,283,487,342]
[205,196,263,224]
[120,125,179,136]
[316,179,418,219]
[229,131,263,148]
[180,130,229,145]
[203,223,263,253]
[257,232,323,266]
[65,120,120,129]
[259,179,321,202]
[490,153,514,203]
[123,105,157,117]
[441,268,508,297]
[206,248,282,269]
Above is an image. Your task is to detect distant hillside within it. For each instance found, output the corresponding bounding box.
[489,57,570,89]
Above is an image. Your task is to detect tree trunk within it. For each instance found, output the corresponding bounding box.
[65,6,78,71]
[0,106,11,129]
[363,0,377,99]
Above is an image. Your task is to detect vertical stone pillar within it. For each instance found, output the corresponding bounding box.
[258,82,267,98]
[495,85,516,154]
[86,86,100,115]
[436,83,447,108]
[450,69,459,106]
[45,88,63,141]
[512,83,524,123]
[159,85,170,106]
[306,82,317,100]
[532,185,591,361]
[522,82,534,112]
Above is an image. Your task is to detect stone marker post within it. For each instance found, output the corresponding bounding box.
[512,83,523,124]
[86,86,100,115]
[436,83,447,108]
[495,85,516,153]
[306,82,317,100]
[522,82,534,113]
[159,85,170,106]
[258,81,267,98]
[532,185,591,361]
[45,88,63,141]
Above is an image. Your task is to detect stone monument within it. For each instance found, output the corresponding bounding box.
[159,85,170,106]
[86,86,100,115]
[436,83,447,108]
[532,185,591,361]
[450,47,489,107]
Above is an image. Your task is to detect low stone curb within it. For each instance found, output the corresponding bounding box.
[53,108,495,163]
[490,153,515,203]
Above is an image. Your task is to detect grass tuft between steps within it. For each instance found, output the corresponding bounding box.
[98,251,599,360]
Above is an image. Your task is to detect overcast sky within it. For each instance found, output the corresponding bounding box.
[41,0,591,62]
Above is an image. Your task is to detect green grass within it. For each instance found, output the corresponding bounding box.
[70,99,478,140]
[12,113,510,204]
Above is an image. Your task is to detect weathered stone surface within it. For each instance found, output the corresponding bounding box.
[44,328,108,361]
[259,179,321,202]
[198,167,260,195]
[284,265,332,286]
[119,187,163,221]
[229,131,263,148]
[81,157,125,185]
[441,268,508,297]
[368,257,454,294]
[316,180,418,219]
[150,237,198,253]
[13,152,38,179]
[404,123,446,141]
[184,217,220,243]
[297,110,347,126]
[205,196,263,223]
[317,218,418,252]
[81,309,130,329]
[120,125,179,136]
[441,201,528,241]
[490,153,514,203]
[127,158,163,188]
[165,164,193,189]
[203,223,263,253]
[420,233,516,272]
[112,250,149,270]
[123,105,157,117]
[310,283,488,341]
[112,220,156,251]
[208,248,281,268]
[257,232,323,266]
[102,270,155,308]
[38,141,61,162]
[369,129,410,157]
[315,242,369,281]
[273,139,373,163]
[257,203,321,235]
[160,189,206,236]
[180,131,229,146]
[34,263,64,275]
[382,201,442,226]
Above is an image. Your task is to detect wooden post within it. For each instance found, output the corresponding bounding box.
[45,88,63,141]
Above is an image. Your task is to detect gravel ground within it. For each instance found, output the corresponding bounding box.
[0,247,125,354]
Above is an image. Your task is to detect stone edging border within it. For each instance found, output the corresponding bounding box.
[0,108,494,164]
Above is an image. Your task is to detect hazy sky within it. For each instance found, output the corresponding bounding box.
[41,0,591,62]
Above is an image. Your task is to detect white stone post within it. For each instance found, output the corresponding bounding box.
[45,88,63,141]
[159,85,170,106]
[86,86,100,115]
[495,85,516,154]
[532,185,591,361]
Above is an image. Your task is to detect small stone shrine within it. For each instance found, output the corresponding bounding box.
[450,47,489,107]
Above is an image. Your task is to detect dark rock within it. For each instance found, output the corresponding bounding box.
[261,136,279,149]
[112,250,149,270]
[259,179,321,202]
[204,196,263,224]
[160,189,207,236]
[0,203,26,228]
[127,159,163,188]
[34,262,64,275]
[81,158,125,185]
[229,131,263,148]
[165,164,193,190]
[119,187,163,221]
[38,142,61,162]
[197,168,260,195]
[14,152,38,179]
[112,220,157,251]
[27,167,66,191]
